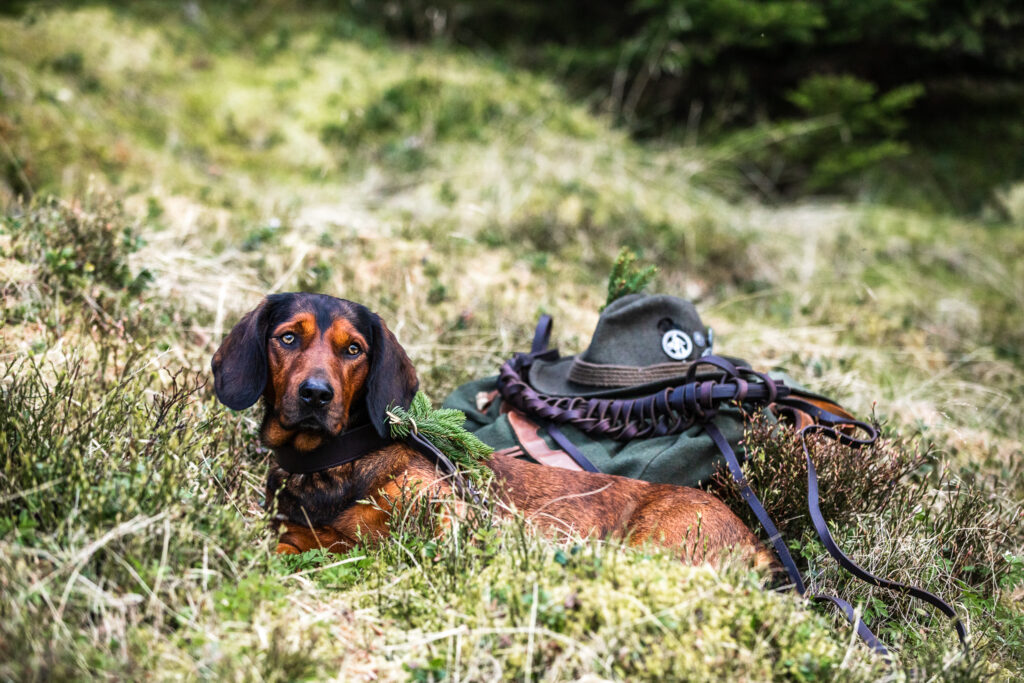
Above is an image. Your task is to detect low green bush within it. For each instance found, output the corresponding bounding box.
[4,194,151,321]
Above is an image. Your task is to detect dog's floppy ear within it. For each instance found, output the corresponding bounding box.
[212,299,271,410]
[365,314,418,437]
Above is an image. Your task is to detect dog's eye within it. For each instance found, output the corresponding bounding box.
[281,333,296,346]
[346,343,361,356]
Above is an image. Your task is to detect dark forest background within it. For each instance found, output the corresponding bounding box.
[354,0,1024,212]
[4,0,1024,213]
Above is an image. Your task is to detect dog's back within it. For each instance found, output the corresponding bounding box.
[487,454,771,566]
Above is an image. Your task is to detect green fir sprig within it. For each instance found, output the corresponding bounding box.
[603,247,658,311]
[386,392,493,484]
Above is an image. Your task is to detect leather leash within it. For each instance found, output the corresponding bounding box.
[497,314,969,660]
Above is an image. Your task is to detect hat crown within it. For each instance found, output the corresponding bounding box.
[526,293,718,397]
[580,294,708,367]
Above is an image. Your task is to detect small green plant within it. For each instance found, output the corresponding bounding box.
[603,247,657,310]
[0,354,239,534]
[297,257,334,292]
[423,259,448,303]
[0,339,274,680]
[241,220,282,251]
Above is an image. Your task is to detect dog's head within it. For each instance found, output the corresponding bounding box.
[212,293,418,451]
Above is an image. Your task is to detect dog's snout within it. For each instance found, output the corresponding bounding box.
[298,378,334,408]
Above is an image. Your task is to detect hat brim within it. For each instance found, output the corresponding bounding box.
[527,354,751,398]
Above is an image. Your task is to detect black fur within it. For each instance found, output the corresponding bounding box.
[265,454,391,528]
[211,298,272,410]
[365,312,419,436]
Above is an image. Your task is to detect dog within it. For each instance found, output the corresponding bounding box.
[212,293,773,566]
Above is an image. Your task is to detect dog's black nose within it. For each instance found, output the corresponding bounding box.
[298,378,334,408]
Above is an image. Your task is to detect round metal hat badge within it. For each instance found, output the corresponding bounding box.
[661,329,693,360]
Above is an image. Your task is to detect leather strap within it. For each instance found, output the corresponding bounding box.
[801,424,969,649]
[545,423,600,472]
[407,431,482,505]
[811,594,891,658]
[706,420,891,659]
[704,421,806,594]
[531,314,553,354]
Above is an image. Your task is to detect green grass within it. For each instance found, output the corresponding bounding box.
[1,3,1022,680]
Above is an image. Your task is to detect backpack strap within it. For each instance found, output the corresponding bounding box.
[531,314,553,355]
[544,423,600,472]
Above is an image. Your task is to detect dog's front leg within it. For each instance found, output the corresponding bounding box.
[274,521,354,555]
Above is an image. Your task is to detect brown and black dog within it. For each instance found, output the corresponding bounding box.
[212,292,772,566]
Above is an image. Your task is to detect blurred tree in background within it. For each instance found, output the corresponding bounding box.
[353,0,1024,208]
[4,0,1022,209]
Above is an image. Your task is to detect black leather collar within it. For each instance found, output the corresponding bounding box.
[270,421,482,505]
[272,423,393,474]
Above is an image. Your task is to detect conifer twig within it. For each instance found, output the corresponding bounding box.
[603,247,657,310]
[387,392,493,485]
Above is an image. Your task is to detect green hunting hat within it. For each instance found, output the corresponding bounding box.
[528,293,736,397]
